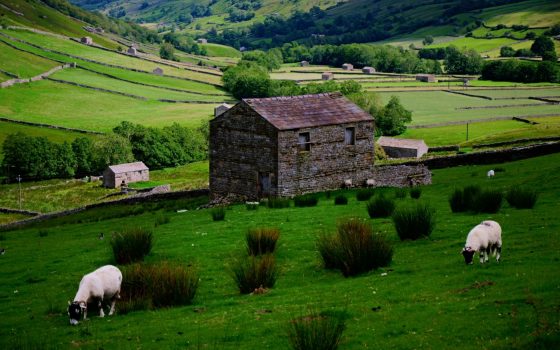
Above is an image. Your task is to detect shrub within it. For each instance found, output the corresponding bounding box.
[394,187,407,199]
[294,194,319,207]
[38,229,49,237]
[111,227,153,264]
[317,218,393,277]
[410,187,422,199]
[119,262,198,313]
[449,185,481,212]
[356,188,375,201]
[211,206,226,221]
[246,228,280,255]
[246,202,259,210]
[231,254,278,294]
[366,195,395,218]
[393,203,436,240]
[506,186,538,209]
[265,197,291,209]
[334,195,348,205]
[472,189,503,213]
[287,310,346,350]
[154,214,171,227]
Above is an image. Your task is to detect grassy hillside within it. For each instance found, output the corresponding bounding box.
[0,153,559,348]
[0,40,60,78]
[201,42,242,58]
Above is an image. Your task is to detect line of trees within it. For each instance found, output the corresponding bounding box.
[481,60,559,83]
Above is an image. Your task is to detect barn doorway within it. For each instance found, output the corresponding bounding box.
[258,172,271,197]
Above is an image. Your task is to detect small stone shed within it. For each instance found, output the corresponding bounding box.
[80,36,93,45]
[377,137,429,159]
[153,67,164,75]
[322,72,333,80]
[103,162,149,188]
[214,102,232,117]
[342,63,354,71]
[209,93,376,201]
[197,38,208,44]
[300,60,309,67]
[415,74,436,83]
[362,66,376,74]
[127,46,137,56]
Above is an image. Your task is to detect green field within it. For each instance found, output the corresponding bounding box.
[480,0,560,27]
[0,80,214,132]
[201,43,242,58]
[462,88,560,99]
[0,212,31,225]
[429,37,519,53]
[0,41,60,78]
[1,153,559,348]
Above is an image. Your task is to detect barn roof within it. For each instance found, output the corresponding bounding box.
[377,136,427,150]
[243,93,372,130]
[107,161,148,174]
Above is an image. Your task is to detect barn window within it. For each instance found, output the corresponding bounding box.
[344,127,355,145]
[298,132,310,152]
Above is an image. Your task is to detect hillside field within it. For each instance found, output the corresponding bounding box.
[0,153,559,349]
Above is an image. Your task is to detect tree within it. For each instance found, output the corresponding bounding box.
[500,46,516,57]
[72,137,95,177]
[222,61,271,99]
[159,42,175,60]
[376,96,412,136]
[422,35,434,46]
[541,50,558,62]
[92,134,134,172]
[444,46,483,74]
[531,35,555,56]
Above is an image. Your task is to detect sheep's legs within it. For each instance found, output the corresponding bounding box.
[98,300,105,317]
[480,249,489,263]
[496,246,501,262]
[108,298,116,316]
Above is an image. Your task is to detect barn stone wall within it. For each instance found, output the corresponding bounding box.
[209,103,278,201]
[381,146,419,159]
[372,164,431,187]
[103,169,149,188]
[277,121,375,196]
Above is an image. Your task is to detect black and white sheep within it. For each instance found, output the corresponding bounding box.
[461,220,502,265]
[68,265,122,325]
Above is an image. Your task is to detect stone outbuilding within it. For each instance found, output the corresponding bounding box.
[377,137,429,159]
[153,67,164,75]
[127,46,138,56]
[197,38,208,44]
[322,72,333,80]
[214,102,232,117]
[415,74,436,83]
[362,66,376,74]
[80,36,93,45]
[209,93,376,201]
[300,61,309,67]
[342,63,354,71]
[103,161,149,188]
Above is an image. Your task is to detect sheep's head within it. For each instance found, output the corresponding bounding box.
[68,301,85,325]
[462,247,475,265]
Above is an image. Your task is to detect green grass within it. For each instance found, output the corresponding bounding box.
[461,122,560,147]
[0,153,559,348]
[0,41,60,78]
[201,43,242,58]
[0,80,214,131]
[0,212,31,225]
[480,0,560,27]
[429,37,518,53]
[463,88,560,99]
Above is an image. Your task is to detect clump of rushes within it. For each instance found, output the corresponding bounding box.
[231,254,278,294]
[410,187,422,199]
[287,310,347,350]
[356,188,375,201]
[246,202,259,210]
[449,185,481,213]
[294,194,319,207]
[334,195,348,205]
[246,228,280,255]
[506,186,538,209]
[366,195,395,218]
[210,206,226,221]
[394,187,407,199]
[111,227,153,264]
[265,197,291,209]
[154,214,171,227]
[392,203,436,241]
[472,189,502,213]
[317,218,393,277]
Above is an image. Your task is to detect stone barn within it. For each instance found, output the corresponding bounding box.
[127,46,137,56]
[209,93,376,201]
[197,38,208,44]
[80,36,93,45]
[362,66,376,74]
[322,72,333,80]
[415,74,436,83]
[300,60,309,67]
[153,67,164,75]
[342,63,354,71]
[377,137,429,159]
[103,162,149,188]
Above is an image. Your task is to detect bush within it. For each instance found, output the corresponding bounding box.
[317,218,393,277]
[287,310,346,350]
[231,254,278,294]
[294,194,319,207]
[334,195,348,205]
[410,187,422,199]
[246,228,280,255]
[265,197,291,209]
[154,214,171,227]
[392,203,436,240]
[356,188,375,201]
[472,189,503,213]
[366,195,395,218]
[506,186,538,209]
[394,187,407,199]
[211,206,226,221]
[449,185,481,213]
[111,227,153,264]
[119,262,198,313]
[38,229,49,237]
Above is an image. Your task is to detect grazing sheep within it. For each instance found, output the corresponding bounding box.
[344,179,353,188]
[68,265,122,325]
[366,179,376,187]
[462,220,502,265]
[487,170,495,177]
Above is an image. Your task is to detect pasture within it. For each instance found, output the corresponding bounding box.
[0,154,559,349]
[0,41,60,78]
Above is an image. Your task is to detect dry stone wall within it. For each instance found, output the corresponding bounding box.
[0,63,74,88]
